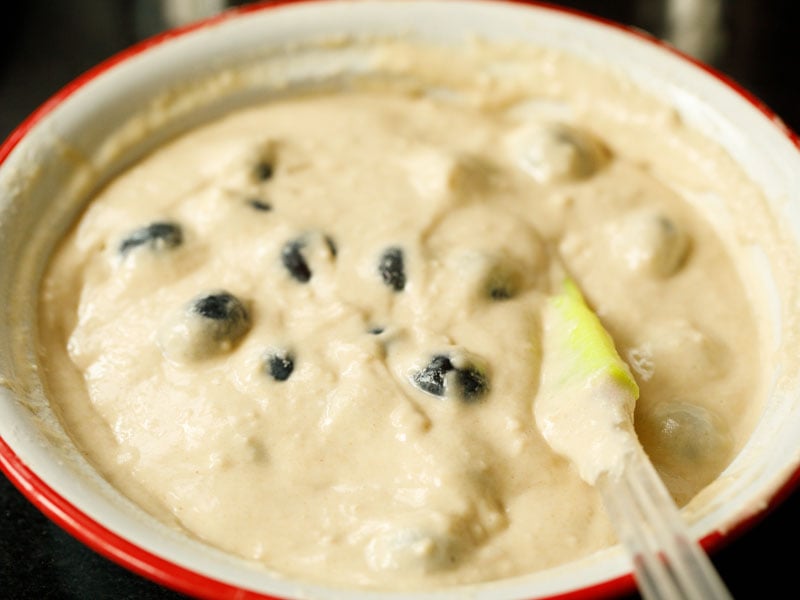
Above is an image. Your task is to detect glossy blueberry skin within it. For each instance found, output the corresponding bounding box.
[455,366,489,401]
[119,221,182,256]
[248,198,272,212]
[413,355,453,396]
[281,239,312,283]
[265,351,294,382]
[254,161,274,181]
[194,292,239,319]
[378,246,406,291]
[158,290,251,363]
[281,235,336,283]
[191,291,251,343]
[488,281,513,300]
[413,354,489,402]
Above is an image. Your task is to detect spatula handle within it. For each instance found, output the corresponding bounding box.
[599,447,733,600]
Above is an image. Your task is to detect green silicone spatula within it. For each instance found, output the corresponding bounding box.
[535,277,734,600]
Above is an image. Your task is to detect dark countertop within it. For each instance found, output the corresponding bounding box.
[2,1,799,599]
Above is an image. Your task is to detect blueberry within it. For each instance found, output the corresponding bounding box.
[413,355,454,397]
[413,354,489,401]
[190,291,251,345]
[281,239,312,283]
[265,350,294,382]
[158,290,251,362]
[193,292,245,321]
[482,261,522,301]
[281,234,336,283]
[248,198,272,212]
[637,400,733,504]
[119,221,182,256]
[325,237,338,257]
[509,122,608,183]
[488,287,508,300]
[488,281,513,300]
[613,209,690,277]
[366,526,462,573]
[254,161,274,181]
[643,401,733,467]
[456,366,489,401]
[378,246,406,291]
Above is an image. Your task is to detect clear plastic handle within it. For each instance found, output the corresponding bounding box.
[599,447,734,600]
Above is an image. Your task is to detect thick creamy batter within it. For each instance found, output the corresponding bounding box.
[37,40,765,590]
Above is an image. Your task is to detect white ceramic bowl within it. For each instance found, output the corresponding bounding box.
[2,1,800,599]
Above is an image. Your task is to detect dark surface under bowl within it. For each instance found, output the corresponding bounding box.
[2,1,799,599]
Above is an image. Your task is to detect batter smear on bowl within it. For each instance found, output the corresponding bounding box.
[37,40,766,590]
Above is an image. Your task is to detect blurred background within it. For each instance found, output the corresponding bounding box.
[1,1,798,598]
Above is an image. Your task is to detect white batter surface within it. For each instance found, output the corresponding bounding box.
[37,41,765,589]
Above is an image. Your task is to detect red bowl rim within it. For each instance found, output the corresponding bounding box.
[1,1,799,599]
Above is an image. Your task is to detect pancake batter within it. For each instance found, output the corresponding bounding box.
[36,41,764,590]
